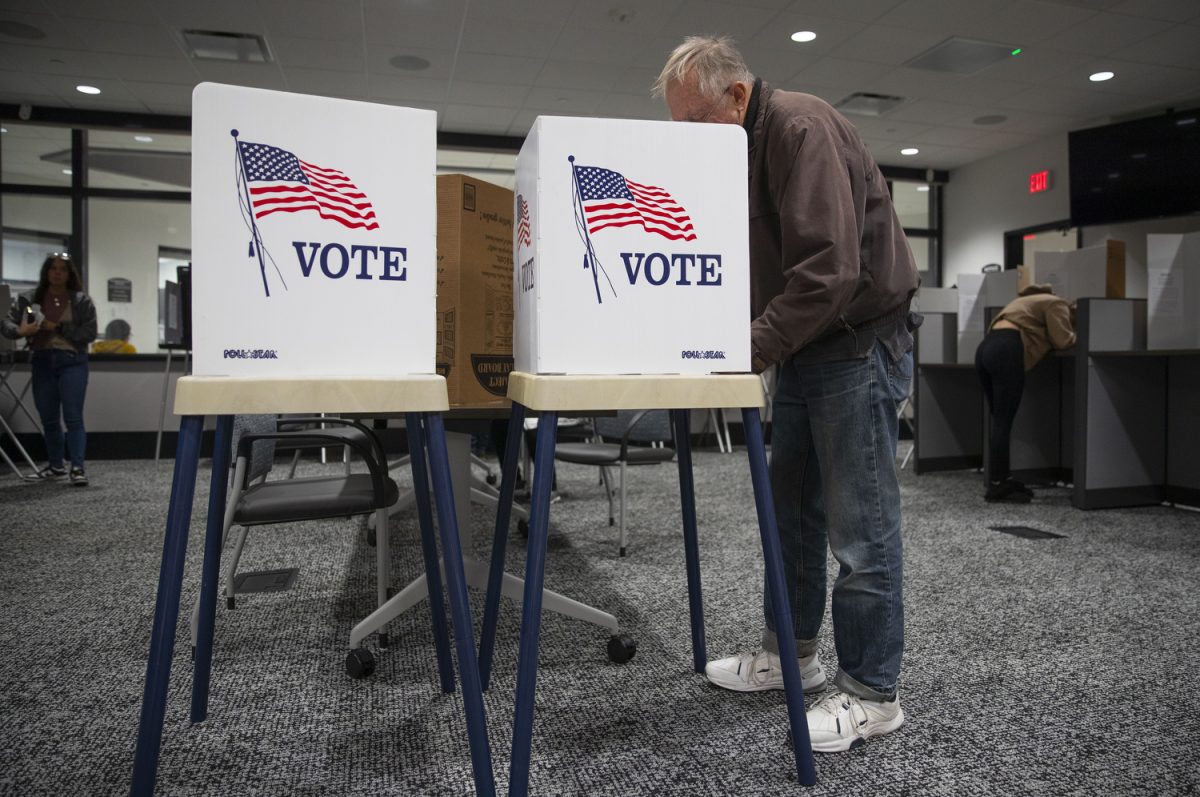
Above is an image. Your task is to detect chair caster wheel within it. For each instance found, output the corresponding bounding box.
[517,518,529,537]
[608,518,615,527]
[486,473,498,486]
[607,634,637,664]
[346,648,376,678]
[226,596,236,610]
[366,525,377,547]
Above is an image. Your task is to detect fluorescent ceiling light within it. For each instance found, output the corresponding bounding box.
[1089,71,1114,82]
[76,85,101,95]
[135,135,154,143]
[916,185,930,192]
[62,168,72,175]
[901,147,919,156]
[791,31,817,43]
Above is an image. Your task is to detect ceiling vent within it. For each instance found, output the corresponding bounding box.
[181,29,272,63]
[833,92,906,117]
[906,37,1017,75]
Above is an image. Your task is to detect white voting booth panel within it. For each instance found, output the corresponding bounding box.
[514,116,750,375]
[191,83,437,377]
[1148,232,1200,349]
[956,271,1018,363]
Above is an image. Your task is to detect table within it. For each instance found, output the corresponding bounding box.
[478,372,818,795]
[128,375,495,796]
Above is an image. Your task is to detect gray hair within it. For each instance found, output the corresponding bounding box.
[653,35,755,99]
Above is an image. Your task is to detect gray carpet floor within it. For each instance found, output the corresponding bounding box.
[1,445,1198,796]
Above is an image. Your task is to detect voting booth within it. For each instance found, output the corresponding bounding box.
[514,116,750,375]
[1148,232,1200,349]
[190,83,437,377]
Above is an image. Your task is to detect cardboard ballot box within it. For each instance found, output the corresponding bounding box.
[191,83,436,377]
[513,116,751,375]
[436,175,515,407]
[1148,231,1200,349]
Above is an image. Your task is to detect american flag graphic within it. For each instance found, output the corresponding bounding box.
[573,164,695,241]
[516,194,532,248]
[237,141,379,231]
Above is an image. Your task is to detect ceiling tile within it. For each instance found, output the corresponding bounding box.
[460,13,564,58]
[781,0,906,23]
[657,2,779,42]
[873,0,1011,33]
[361,0,466,49]
[58,19,184,58]
[366,74,448,103]
[282,68,368,99]
[534,60,619,92]
[886,98,982,124]
[1111,24,1200,69]
[271,37,366,72]
[548,25,664,67]
[257,0,363,41]
[365,44,453,80]
[0,11,90,50]
[522,86,607,114]
[1049,10,1174,55]
[40,0,157,22]
[0,44,119,78]
[593,92,670,120]
[151,0,268,34]
[565,0,684,35]
[118,80,195,109]
[446,80,530,108]
[453,52,545,85]
[610,66,662,96]
[97,53,199,85]
[827,24,947,65]
[997,83,1149,117]
[744,12,867,57]
[1109,0,1200,22]
[847,117,933,141]
[791,58,893,91]
[908,125,989,146]
[192,62,287,91]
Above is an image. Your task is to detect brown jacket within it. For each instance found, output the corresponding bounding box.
[990,293,1076,370]
[744,82,919,366]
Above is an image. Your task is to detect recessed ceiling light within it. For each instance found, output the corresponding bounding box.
[1089,71,1114,82]
[135,135,154,143]
[76,85,101,95]
[62,168,72,175]
[916,185,930,192]
[901,147,919,156]
[791,31,817,43]
[389,54,430,71]
[0,127,7,134]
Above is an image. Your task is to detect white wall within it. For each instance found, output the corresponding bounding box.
[943,134,1070,288]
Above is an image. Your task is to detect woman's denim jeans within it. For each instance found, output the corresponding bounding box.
[762,342,911,701]
[30,349,89,469]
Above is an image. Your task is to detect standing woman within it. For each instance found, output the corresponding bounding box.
[1,254,97,485]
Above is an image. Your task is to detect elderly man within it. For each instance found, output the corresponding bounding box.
[654,36,919,752]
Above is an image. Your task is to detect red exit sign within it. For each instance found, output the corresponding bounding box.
[1029,170,1052,193]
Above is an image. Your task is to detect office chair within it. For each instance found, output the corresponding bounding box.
[187,414,448,676]
[553,409,675,556]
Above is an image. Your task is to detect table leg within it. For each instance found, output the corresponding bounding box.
[479,402,526,689]
[129,414,204,797]
[508,411,557,797]
[670,409,707,673]
[190,414,234,723]
[405,413,455,695]
[424,413,496,797]
[741,407,817,786]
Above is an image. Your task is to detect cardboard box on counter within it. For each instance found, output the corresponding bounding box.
[436,174,514,407]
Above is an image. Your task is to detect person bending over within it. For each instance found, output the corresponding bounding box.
[974,284,1076,503]
[655,36,919,752]
[1,253,97,485]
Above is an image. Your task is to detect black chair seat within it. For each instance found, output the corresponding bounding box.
[554,442,676,467]
[234,473,400,526]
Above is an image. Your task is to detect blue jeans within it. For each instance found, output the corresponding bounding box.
[30,349,89,470]
[761,342,911,701]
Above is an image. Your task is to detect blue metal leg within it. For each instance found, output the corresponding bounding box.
[190,414,234,723]
[130,414,205,797]
[479,402,527,690]
[406,413,456,695]
[742,407,817,786]
[670,409,707,673]
[507,411,557,797]
[424,413,496,797]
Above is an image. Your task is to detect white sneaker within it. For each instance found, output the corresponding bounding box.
[704,650,827,694]
[806,690,904,752]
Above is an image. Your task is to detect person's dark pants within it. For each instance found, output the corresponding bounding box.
[30,349,89,470]
[974,329,1023,482]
